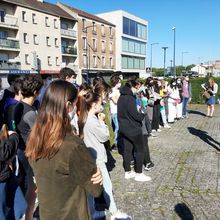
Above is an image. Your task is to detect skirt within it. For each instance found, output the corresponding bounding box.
[207,96,215,105]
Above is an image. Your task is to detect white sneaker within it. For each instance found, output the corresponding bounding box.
[92,211,106,219]
[134,173,151,182]
[152,129,156,132]
[157,129,162,132]
[125,171,136,179]
[111,210,132,220]
[164,124,171,129]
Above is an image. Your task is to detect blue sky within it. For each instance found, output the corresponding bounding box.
[49,0,220,68]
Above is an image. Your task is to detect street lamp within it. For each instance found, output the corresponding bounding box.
[162,47,168,78]
[83,25,95,83]
[170,60,173,77]
[181,51,189,76]
[150,42,159,75]
[172,27,176,78]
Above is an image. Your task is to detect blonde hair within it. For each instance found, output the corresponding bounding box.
[208,78,215,86]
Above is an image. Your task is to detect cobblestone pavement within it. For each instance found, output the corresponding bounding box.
[109,104,220,220]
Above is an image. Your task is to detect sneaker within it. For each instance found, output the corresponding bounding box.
[164,124,171,129]
[125,171,136,179]
[134,173,151,182]
[92,211,106,219]
[159,125,162,128]
[149,132,157,137]
[111,210,132,220]
[157,129,162,132]
[152,129,156,133]
[144,162,154,171]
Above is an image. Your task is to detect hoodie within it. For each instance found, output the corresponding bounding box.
[117,85,145,136]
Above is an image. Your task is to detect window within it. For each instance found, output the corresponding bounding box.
[92,39,97,50]
[110,57,113,68]
[140,44,146,55]
[33,34,38,45]
[23,33,28,43]
[0,31,7,39]
[54,19,58,29]
[61,22,68,30]
[45,17,49,27]
[32,13,37,24]
[128,41,135,53]
[123,17,129,35]
[56,57,59,66]
[0,10,6,22]
[46,37,50,46]
[101,41,105,51]
[83,37,87,49]
[122,37,146,55]
[110,42,113,52]
[55,38,58,47]
[140,58,145,69]
[122,39,129,52]
[134,58,140,69]
[22,11,27,22]
[109,27,112,36]
[93,22,96,33]
[83,54,87,67]
[93,56,97,67]
[121,55,145,69]
[101,25,105,35]
[122,56,128,69]
[25,54,30,64]
[102,56,105,67]
[47,56,51,66]
[82,19,86,29]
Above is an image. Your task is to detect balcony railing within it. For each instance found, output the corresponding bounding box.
[0,16,18,28]
[0,61,20,70]
[0,39,20,49]
[62,46,77,55]
[61,29,77,38]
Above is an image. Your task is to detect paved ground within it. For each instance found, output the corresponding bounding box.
[109,104,220,220]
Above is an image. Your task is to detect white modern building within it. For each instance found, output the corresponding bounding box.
[97,10,148,78]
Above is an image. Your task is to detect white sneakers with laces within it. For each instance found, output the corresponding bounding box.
[125,171,136,179]
[111,210,132,220]
[134,173,151,182]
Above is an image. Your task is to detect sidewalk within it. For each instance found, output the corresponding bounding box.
[110,104,220,220]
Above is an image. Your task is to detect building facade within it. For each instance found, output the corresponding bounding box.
[58,3,116,82]
[0,0,78,87]
[97,10,148,78]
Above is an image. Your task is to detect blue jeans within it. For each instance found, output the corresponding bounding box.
[182,97,189,116]
[111,113,119,145]
[0,175,27,220]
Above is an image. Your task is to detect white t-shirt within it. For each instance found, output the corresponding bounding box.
[109,88,120,114]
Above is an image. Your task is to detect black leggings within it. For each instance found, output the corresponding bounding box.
[122,132,144,173]
[143,134,151,166]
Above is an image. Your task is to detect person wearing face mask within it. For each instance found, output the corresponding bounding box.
[167,79,181,123]
[78,91,130,220]
[175,78,183,119]
[109,75,121,149]
[59,67,78,88]
[118,80,152,182]
[182,75,192,118]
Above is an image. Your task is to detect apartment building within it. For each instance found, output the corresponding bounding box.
[58,3,116,82]
[0,0,77,87]
[97,10,148,78]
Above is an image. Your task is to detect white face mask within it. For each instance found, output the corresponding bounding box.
[99,105,104,113]
[71,79,77,84]
[68,106,77,120]
[117,82,122,88]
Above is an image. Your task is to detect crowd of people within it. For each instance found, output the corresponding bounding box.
[0,68,218,220]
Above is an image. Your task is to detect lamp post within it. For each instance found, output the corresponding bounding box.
[172,27,176,78]
[162,47,168,78]
[181,51,189,76]
[150,42,159,75]
[170,59,173,77]
[83,25,95,84]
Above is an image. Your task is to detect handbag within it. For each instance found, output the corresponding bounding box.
[202,90,211,99]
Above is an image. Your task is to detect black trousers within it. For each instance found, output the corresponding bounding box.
[143,134,151,166]
[122,132,144,173]
[152,101,160,130]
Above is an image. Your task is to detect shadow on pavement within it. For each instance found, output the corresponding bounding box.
[188,110,206,117]
[174,203,194,220]
[188,127,220,151]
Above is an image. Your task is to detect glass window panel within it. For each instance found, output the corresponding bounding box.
[122,56,128,69]
[123,17,129,34]
[129,20,136,37]
[135,42,141,54]
[128,57,133,69]
[128,41,135,53]
[140,59,145,69]
[122,39,129,52]
[141,44,146,55]
[142,25,146,39]
[137,24,142,38]
[134,58,140,69]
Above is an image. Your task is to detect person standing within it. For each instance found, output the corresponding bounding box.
[26,81,103,220]
[118,80,151,182]
[182,75,192,118]
[201,78,218,117]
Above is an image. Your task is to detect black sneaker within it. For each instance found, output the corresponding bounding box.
[144,162,154,171]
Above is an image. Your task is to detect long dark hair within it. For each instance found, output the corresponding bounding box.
[26,80,78,160]
[78,91,101,138]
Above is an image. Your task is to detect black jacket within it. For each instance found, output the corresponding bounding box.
[0,133,19,182]
[117,85,145,136]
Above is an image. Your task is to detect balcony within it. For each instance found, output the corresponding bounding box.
[0,60,20,70]
[62,46,77,56]
[0,16,18,29]
[0,39,20,50]
[61,29,77,38]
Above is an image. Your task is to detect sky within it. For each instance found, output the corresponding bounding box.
[48,0,220,68]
